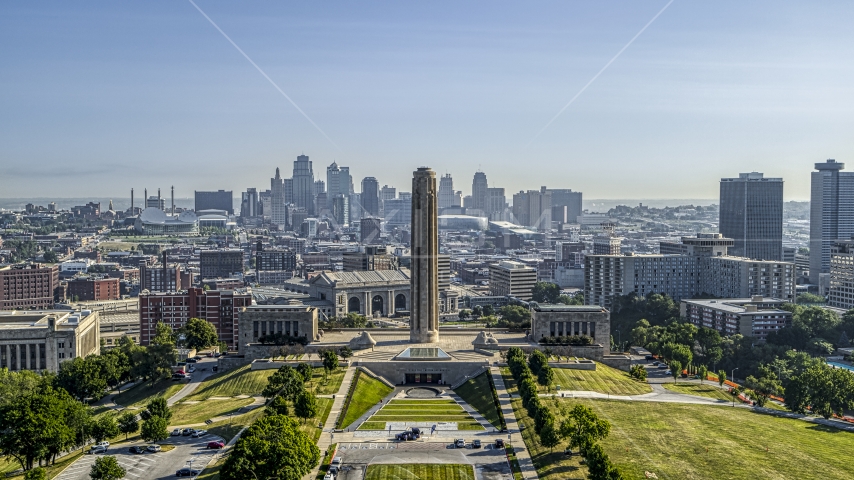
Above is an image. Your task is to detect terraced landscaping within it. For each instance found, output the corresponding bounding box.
[186,365,274,400]
[113,377,184,407]
[170,397,257,425]
[454,372,502,428]
[662,382,732,401]
[339,371,394,429]
[550,363,652,396]
[358,399,483,431]
[365,464,474,480]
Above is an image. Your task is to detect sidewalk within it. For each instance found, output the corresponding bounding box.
[491,367,539,480]
[305,366,357,480]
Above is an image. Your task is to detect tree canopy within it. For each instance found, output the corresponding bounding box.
[179,318,219,351]
[89,456,126,480]
[220,415,320,480]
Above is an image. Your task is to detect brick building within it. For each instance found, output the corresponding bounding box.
[139,288,252,348]
[200,249,244,279]
[66,277,121,302]
[0,263,60,310]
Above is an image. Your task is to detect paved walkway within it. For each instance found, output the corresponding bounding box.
[491,367,539,480]
[305,366,358,480]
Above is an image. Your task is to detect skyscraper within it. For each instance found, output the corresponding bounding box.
[270,168,286,227]
[410,167,439,344]
[438,174,455,209]
[240,188,258,218]
[361,177,380,217]
[292,154,315,215]
[472,171,488,211]
[547,189,583,223]
[512,188,552,230]
[719,172,783,261]
[810,159,854,285]
[486,187,506,218]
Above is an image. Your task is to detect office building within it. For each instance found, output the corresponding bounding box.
[256,245,297,273]
[489,260,538,300]
[546,189,583,224]
[593,236,622,255]
[139,288,251,348]
[238,305,319,351]
[200,249,244,279]
[0,310,100,372]
[810,159,854,286]
[240,188,258,218]
[384,198,411,226]
[145,195,165,211]
[0,263,60,310]
[66,277,120,302]
[719,172,783,260]
[195,190,233,214]
[342,246,397,272]
[439,174,455,209]
[411,167,440,343]
[512,188,552,230]
[326,162,352,208]
[331,194,349,226]
[681,297,792,341]
[829,237,854,309]
[139,256,192,293]
[486,188,506,218]
[472,172,488,212]
[361,177,380,217]
[361,217,383,245]
[292,154,315,215]
[271,168,286,228]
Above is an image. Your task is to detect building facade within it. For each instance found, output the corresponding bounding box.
[829,237,854,309]
[438,174,455,209]
[489,260,537,300]
[512,188,552,231]
[810,159,854,286]
[200,249,244,279]
[0,263,60,310]
[271,168,287,228]
[195,190,233,214]
[681,297,792,341]
[546,189,583,224]
[471,172,488,212]
[530,304,610,348]
[0,310,100,372]
[237,305,319,352]
[66,277,120,302]
[292,154,315,215]
[361,177,380,217]
[719,172,783,261]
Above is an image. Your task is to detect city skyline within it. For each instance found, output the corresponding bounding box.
[4,1,854,199]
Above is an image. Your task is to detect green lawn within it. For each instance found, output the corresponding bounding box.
[662,382,732,401]
[187,365,274,400]
[550,363,652,396]
[454,372,502,428]
[113,378,184,407]
[359,399,484,431]
[339,372,393,429]
[365,464,474,480]
[511,396,854,480]
[205,407,266,443]
[305,367,346,395]
[170,397,256,425]
[298,397,333,442]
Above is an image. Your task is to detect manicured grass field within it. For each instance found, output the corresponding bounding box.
[453,372,502,428]
[550,363,652,396]
[187,365,274,400]
[365,464,474,480]
[113,378,184,407]
[339,372,394,429]
[662,382,732,401]
[170,397,256,425]
[510,395,854,480]
[305,366,346,395]
[359,399,484,431]
[205,407,266,443]
[299,397,333,442]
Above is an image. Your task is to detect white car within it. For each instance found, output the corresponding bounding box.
[191,429,207,438]
[89,445,107,454]
[171,428,182,436]
[146,444,162,453]
[188,367,196,373]
[96,441,110,448]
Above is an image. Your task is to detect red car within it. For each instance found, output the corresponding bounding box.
[207,441,225,449]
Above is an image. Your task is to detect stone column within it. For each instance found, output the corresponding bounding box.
[388,290,395,314]
[410,167,439,343]
[364,292,370,316]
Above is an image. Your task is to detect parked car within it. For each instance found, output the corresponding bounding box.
[191,429,207,438]
[186,358,197,364]
[147,444,162,453]
[455,439,465,448]
[645,355,654,361]
[128,446,146,454]
[188,367,196,373]
[495,439,505,449]
[658,364,668,369]
[207,441,225,449]
[332,457,342,467]
[95,441,110,448]
[472,439,482,449]
[176,468,200,477]
[193,355,202,360]
[171,428,182,436]
[323,474,334,480]
[182,428,195,436]
[665,370,672,375]
[652,361,660,366]
[89,445,107,454]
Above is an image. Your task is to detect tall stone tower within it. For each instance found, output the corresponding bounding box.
[410,167,440,344]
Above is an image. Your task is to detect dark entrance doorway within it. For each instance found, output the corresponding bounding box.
[395,293,406,311]
[372,295,384,316]
[348,297,361,314]
[405,373,442,384]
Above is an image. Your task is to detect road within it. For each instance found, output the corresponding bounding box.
[54,435,224,480]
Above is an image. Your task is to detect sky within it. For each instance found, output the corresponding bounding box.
[2,1,854,201]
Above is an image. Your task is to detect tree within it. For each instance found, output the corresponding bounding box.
[669,361,682,383]
[55,356,107,402]
[89,456,126,480]
[498,305,531,327]
[663,343,693,369]
[629,364,647,381]
[717,370,727,388]
[145,323,177,379]
[320,349,339,376]
[458,309,470,321]
[179,318,219,351]
[294,390,319,423]
[558,404,611,455]
[697,365,708,384]
[220,415,320,480]
[117,412,139,440]
[265,395,290,416]
[584,443,624,480]
[539,421,561,450]
[140,397,172,424]
[472,305,483,317]
[745,365,782,407]
[537,366,554,388]
[24,468,46,480]
[140,417,168,444]
[263,366,304,401]
[296,363,313,383]
[532,282,561,304]
[90,415,120,443]
[528,350,548,374]
[42,250,58,263]
[338,346,353,361]
[482,304,495,317]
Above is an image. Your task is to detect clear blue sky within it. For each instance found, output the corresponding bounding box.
[2,1,853,200]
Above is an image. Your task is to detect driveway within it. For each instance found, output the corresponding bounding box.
[54,435,224,480]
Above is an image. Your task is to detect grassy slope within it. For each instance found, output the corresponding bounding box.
[339,373,393,429]
[454,372,502,427]
[505,367,854,480]
[360,399,483,430]
[113,378,183,407]
[305,367,346,395]
[170,397,256,425]
[662,382,732,401]
[551,363,652,396]
[186,365,273,400]
[365,464,474,480]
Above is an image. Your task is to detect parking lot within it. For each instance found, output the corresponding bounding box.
[333,441,512,480]
[54,435,222,480]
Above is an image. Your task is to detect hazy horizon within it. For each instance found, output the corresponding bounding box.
[3,1,852,200]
